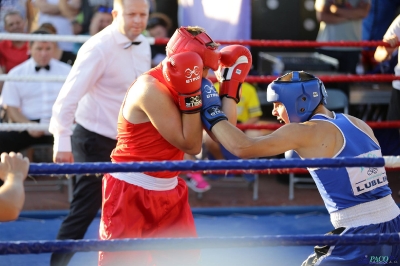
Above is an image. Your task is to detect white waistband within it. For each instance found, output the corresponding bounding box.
[110,172,178,191]
[330,195,400,228]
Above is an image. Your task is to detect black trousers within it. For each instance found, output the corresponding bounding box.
[0,130,53,153]
[50,124,117,266]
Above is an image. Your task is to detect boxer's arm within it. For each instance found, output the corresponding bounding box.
[138,80,203,155]
[211,121,309,159]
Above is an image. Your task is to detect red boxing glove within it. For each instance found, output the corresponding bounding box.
[163,51,204,113]
[216,45,252,103]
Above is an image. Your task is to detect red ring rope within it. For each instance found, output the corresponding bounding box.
[153,39,394,47]
[237,121,400,130]
[208,74,400,84]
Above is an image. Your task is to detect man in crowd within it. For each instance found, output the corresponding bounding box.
[0,30,71,153]
[0,11,29,93]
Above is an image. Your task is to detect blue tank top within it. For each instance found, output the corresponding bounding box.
[308,113,391,213]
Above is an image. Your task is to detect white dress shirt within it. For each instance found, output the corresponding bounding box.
[2,58,71,124]
[49,22,151,153]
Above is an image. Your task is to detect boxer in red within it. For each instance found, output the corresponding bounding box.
[99,26,252,266]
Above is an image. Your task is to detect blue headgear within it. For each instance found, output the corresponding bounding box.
[266,71,327,123]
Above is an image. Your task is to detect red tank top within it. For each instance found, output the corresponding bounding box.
[111,65,184,178]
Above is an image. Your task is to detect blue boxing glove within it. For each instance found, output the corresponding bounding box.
[200,78,228,131]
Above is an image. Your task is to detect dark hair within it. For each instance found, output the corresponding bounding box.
[146,13,172,31]
[38,22,57,34]
[29,29,51,46]
[278,71,316,82]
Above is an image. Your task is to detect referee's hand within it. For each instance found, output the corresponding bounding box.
[54,151,74,163]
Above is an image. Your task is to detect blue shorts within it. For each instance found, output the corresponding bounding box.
[302,215,400,266]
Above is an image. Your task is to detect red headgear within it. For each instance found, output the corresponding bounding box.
[166,27,220,71]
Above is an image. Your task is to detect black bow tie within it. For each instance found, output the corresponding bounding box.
[35,65,50,72]
[124,41,141,49]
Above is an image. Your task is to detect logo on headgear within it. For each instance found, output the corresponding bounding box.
[185,66,201,83]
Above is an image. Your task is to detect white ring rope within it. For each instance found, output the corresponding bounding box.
[0,123,50,132]
[0,74,67,82]
[0,33,156,45]
[384,156,400,168]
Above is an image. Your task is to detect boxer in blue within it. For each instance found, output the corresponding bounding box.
[202,70,400,265]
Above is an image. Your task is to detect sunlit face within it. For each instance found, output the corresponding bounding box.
[148,25,168,39]
[112,0,149,41]
[30,41,54,66]
[272,102,289,124]
[4,14,25,33]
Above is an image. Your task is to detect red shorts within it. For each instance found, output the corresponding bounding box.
[99,173,198,266]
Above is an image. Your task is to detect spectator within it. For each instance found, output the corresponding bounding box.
[0,11,29,74]
[361,0,400,73]
[48,0,151,264]
[33,0,74,52]
[0,152,30,222]
[58,0,113,35]
[0,30,71,154]
[38,22,77,66]
[88,5,113,35]
[71,17,82,35]
[72,5,113,53]
[375,15,400,126]
[0,0,34,33]
[362,2,400,161]
[314,0,371,95]
[146,12,172,67]
[0,11,30,95]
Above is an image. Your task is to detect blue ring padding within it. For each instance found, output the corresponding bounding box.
[19,206,329,220]
[19,204,400,220]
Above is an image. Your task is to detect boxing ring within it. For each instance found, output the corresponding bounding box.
[1,33,400,266]
[1,158,400,266]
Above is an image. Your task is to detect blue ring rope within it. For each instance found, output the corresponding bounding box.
[28,157,385,175]
[1,234,399,254]
[14,157,392,255]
